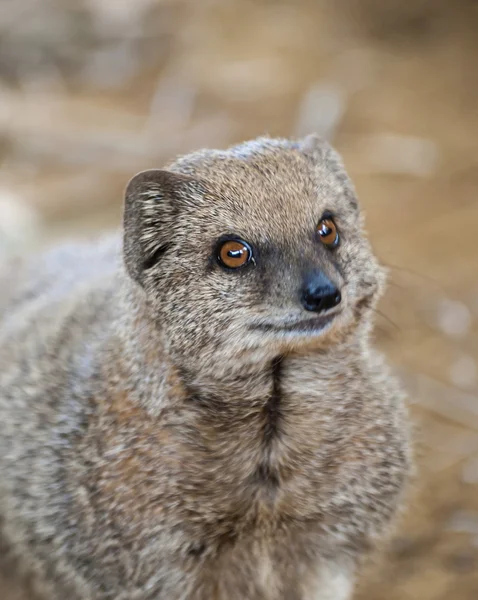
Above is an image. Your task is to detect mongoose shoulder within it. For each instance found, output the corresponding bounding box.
[0,134,411,600]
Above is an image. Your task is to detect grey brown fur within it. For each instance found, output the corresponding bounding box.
[0,135,411,600]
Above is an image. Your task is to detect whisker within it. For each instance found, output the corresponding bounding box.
[371,308,401,331]
[385,279,407,290]
[381,261,444,291]
[373,323,396,341]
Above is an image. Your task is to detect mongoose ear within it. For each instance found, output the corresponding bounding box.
[299,133,330,159]
[123,169,196,286]
[300,133,359,209]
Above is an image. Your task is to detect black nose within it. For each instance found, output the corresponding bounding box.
[301,271,341,313]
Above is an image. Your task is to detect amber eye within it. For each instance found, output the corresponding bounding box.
[218,239,252,269]
[317,217,339,248]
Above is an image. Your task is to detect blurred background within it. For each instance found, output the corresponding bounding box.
[0,0,477,598]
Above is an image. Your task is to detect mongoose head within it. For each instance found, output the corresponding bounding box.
[123,135,385,381]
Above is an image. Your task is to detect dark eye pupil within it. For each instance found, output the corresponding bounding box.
[228,249,244,258]
[218,238,253,269]
[317,217,339,249]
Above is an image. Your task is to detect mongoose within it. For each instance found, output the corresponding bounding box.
[0,134,411,600]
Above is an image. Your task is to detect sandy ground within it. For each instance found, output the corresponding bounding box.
[0,1,477,598]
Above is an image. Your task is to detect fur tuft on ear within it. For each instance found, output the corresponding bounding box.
[122,169,197,286]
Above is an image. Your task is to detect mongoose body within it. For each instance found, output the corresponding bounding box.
[0,135,410,599]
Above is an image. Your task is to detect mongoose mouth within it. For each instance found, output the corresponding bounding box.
[250,313,336,334]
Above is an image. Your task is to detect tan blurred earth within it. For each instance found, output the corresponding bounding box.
[0,1,477,598]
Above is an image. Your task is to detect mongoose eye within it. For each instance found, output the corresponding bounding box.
[217,239,252,269]
[317,216,339,249]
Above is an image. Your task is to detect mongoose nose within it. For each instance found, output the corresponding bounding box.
[301,271,341,313]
